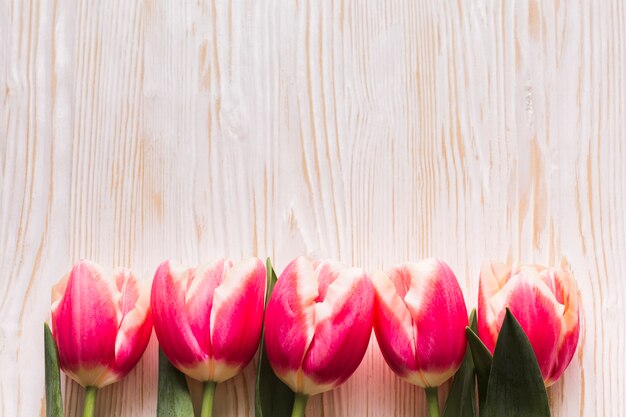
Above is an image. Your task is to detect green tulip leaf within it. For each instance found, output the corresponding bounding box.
[255,258,295,417]
[442,309,477,417]
[481,309,550,417]
[465,324,492,413]
[44,323,63,417]
[157,349,194,417]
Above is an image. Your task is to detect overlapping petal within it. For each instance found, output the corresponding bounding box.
[371,270,416,377]
[264,257,374,395]
[264,257,318,375]
[112,269,153,377]
[151,257,266,382]
[151,261,206,368]
[51,260,152,388]
[477,261,580,386]
[373,259,468,388]
[210,257,266,381]
[302,265,374,392]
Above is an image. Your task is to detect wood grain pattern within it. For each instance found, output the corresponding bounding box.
[1,0,625,415]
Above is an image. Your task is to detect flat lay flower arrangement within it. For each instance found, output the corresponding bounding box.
[44,256,580,417]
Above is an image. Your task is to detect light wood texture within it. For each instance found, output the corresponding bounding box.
[1,0,625,415]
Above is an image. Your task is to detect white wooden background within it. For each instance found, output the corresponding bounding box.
[1,0,625,416]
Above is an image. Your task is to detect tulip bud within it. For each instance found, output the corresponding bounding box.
[372,259,468,388]
[151,257,266,383]
[478,261,580,386]
[264,256,374,396]
[50,260,153,388]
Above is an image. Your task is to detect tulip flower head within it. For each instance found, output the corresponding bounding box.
[50,260,153,388]
[264,256,374,396]
[372,259,469,388]
[478,261,580,386]
[151,257,266,382]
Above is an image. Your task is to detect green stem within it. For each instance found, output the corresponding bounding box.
[201,381,217,417]
[425,387,440,417]
[290,392,309,417]
[83,386,97,417]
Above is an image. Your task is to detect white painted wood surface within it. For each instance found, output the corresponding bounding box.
[1,0,625,415]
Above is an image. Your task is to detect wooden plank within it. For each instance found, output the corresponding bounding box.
[1,0,624,416]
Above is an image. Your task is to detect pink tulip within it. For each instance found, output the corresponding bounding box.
[50,260,153,388]
[264,256,374,396]
[478,261,580,386]
[372,259,469,388]
[151,257,266,383]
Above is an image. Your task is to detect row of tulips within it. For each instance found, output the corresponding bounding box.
[46,256,580,417]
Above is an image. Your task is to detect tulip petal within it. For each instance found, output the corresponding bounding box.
[112,269,153,380]
[264,257,318,379]
[51,260,119,386]
[314,262,340,302]
[479,261,581,386]
[185,259,230,357]
[209,258,266,382]
[488,273,562,381]
[478,262,511,302]
[151,261,205,368]
[478,262,512,353]
[301,266,374,393]
[51,273,69,311]
[116,268,141,316]
[372,270,417,377]
[545,322,579,386]
[551,268,579,333]
[403,260,468,386]
[544,268,580,386]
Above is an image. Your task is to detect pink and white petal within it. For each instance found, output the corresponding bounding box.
[545,268,580,385]
[480,261,512,301]
[314,261,341,302]
[478,262,511,353]
[52,260,119,374]
[114,268,142,317]
[405,260,468,376]
[210,258,266,369]
[151,261,205,367]
[399,261,439,309]
[492,274,562,381]
[113,282,153,378]
[264,256,318,374]
[51,273,69,311]
[553,268,580,332]
[372,270,417,376]
[387,264,413,299]
[302,268,374,385]
[402,260,440,314]
[186,259,229,356]
[545,316,580,386]
[538,269,558,299]
[477,301,497,354]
